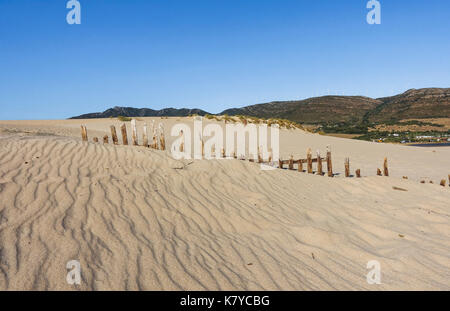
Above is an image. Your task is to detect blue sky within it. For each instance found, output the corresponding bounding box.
[0,0,449,120]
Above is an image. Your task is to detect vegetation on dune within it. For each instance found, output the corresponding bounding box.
[117,116,132,122]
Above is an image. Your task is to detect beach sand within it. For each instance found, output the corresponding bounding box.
[0,117,449,290]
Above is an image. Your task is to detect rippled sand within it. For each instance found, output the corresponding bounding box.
[0,118,449,290]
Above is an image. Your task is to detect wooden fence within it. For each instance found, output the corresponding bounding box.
[80,122,450,186]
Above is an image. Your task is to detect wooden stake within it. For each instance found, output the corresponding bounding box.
[440,179,446,187]
[180,130,184,153]
[377,168,382,176]
[152,126,158,149]
[120,124,128,145]
[307,148,313,174]
[103,135,109,144]
[110,125,118,145]
[93,137,99,143]
[345,158,350,177]
[326,146,333,177]
[383,157,389,176]
[356,169,361,178]
[316,150,323,175]
[142,123,149,147]
[80,125,88,142]
[221,148,225,158]
[159,123,165,150]
[257,146,262,163]
[279,159,283,169]
[131,119,138,146]
[289,155,294,170]
[298,160,303,172]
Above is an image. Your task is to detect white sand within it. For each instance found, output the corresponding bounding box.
[0,118,449,290]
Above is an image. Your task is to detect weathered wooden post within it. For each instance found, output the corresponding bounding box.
[103,135,109,144]
[317,150,323,176]
[298,160,303,172]
[110,125,119,145]
[345,158,350,177]
[142,123,149,147]
[80,125,88,142]
[120,124,128,145]
[383,157,389,176]
[152,125,158,149]
[356,169,361,178]
[440,179,446,187]
[221,148,225,158]
[326,146,333,177]
[279,159,283,169]
[131,119,138,146]
[257,146,262,163]
[289,155,294,170]
[307,148,313,174]
[93,137,99,143]
[179,130,184,153]
[159,123,165,150]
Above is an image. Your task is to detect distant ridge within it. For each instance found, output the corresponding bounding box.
[70,88,450,124]
[70,106,209,119]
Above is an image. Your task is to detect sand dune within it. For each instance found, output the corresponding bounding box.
[0,118,449,290]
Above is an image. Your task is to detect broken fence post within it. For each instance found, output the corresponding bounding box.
[289,155,294,170]
[110,125,119,145]
[159,123,165,150]
[142,123,149,147]
[356,169,361,178]
[103,135,109,144]
[131,119,138,146]
[326,146,333,177]
[440,179,446,187]
[120,124,128,145]
[317,150,323,175]
[377,168,382,176]
[279,159,283,169]
[383,157,389,176]
[298,159,303,172]
[345,157,350,177]
[80,125,88,142]
[307,148,313,174]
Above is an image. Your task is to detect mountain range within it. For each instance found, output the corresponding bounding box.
[70,88,450,125]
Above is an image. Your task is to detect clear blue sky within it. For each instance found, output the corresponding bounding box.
[1,0,449,120]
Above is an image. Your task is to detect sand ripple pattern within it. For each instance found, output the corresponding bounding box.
[0,135,449,290]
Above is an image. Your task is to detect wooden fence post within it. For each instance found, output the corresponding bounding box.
[142,123,149,147]
[383,157,389,176]
[110,125,118,145]
[298,160,303,172]
[440,179,446,187]
[377,168,382,176]
[356,169,361,178]
[80,125,88,142]
[131,119,138,146]
[152,124,158,149]
[326,146,333,177]
[93,137,99,143]
[121,124,128,145]
[307,148,313,174]
[289,155,294,170]
[279,159,283,169]
[180,130,184,152]
[221,148,225,158]
[317,150,323,175]
[103,135,109,144]
[345,158,350,177]
[159,123,165,150]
